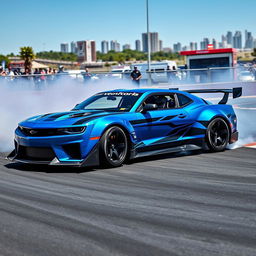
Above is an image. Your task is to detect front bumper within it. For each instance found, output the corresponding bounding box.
[7,143,100,167]
[8,127,100,167]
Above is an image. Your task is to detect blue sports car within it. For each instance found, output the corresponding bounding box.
[8,87,242,167]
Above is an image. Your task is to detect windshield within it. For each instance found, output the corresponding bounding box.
[74,92,142,112]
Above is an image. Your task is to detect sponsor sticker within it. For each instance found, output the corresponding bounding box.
[97,92,140,97]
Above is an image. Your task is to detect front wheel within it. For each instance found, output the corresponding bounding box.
[206,118,230,152]
[99,126,128,167]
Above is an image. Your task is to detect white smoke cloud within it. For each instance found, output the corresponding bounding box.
[0,76,135,152]
[231,108,256,149]
[0,75,255,153]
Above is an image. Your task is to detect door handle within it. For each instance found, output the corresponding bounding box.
[178,113,186,118]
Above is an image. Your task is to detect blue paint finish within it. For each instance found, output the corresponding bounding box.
[13,88,238,165]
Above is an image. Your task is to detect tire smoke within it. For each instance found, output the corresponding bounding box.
[0,77,135,152]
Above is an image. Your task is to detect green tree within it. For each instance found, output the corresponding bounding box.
[96,49,182,63]
[36,51,77,61]
[0,54,10,67]
[7,53,15,57]
[19,46,35,72]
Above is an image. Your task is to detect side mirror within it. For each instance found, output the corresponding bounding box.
[143,103,158,112]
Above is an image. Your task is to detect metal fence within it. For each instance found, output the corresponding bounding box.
[0,67,255,87]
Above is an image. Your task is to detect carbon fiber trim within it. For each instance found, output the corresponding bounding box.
[136,138,204,153]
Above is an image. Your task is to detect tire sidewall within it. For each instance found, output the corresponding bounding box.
[100,126,128,167]
[206,117,230,152]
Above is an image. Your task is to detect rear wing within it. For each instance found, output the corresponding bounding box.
[170,87,242,104]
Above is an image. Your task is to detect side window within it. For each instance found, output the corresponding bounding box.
[140,94,177,111]
[177,94,192,107]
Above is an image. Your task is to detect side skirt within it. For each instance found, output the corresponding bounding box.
[130,138,205,159]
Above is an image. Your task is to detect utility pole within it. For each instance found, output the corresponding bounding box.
[146,0,151,85]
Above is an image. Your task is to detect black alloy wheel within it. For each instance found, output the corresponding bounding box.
[100,126,128,167]
[206,118,230,152]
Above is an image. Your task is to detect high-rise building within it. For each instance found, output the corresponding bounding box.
[245,30,254,49]
[151,32,159,52]
[123,44,131,50]
[163,47,171,53]
[60,43,69,53]
[245,30,250,42]
[173,42,181,52]
[220,35,228,48]
[226,31,233,46]
[233,31,242,49]
[159,40,163,51]
[182,46,188,51]
[110,40,120,52]
[70,41,77,54]
[116,43,121,52]
[110,40,116,51]
[101,40,109,54]
[142,32,159,53]
[212,38,217,49]
[76,40,96,62]
[204,38,210,47]
[200,41,204,50]
[189,42,197,50]
[200,38,210,50]
[135,40,141,51]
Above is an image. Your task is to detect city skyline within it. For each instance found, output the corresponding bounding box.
[61,29,255,61]
[0,0,255,54]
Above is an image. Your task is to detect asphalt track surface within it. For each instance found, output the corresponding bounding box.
[0,147,256,256]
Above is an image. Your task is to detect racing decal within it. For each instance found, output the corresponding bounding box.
[185,127,205,136]
[69,111,103,119]
[129,115,178,126]
[36,113,54,119]
[167,123,192,136]
[43,112,71,121]
[73,115,109,125]
[97,92,140,97]
[167,122,194,128]
[72,113,120,125]
[129,117,161,125]
[160,115,177,121]
[198,121,209,128]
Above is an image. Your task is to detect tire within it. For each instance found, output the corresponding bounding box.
[206,118,230,152]
[99,126,128,167]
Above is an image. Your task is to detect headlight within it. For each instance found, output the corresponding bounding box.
[57,127,86,134]
[18,126,86,136]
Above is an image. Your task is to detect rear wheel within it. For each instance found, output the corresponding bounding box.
[99,126,128,167]
[206,118,230,152]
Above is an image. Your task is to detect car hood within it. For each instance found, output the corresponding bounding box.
[19,110,119,128]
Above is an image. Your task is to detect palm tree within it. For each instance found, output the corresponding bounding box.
[19,46,35,72]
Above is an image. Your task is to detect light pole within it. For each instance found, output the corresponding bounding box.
[146,0,151,84]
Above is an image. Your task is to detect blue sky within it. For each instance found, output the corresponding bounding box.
[1,0,255,54]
